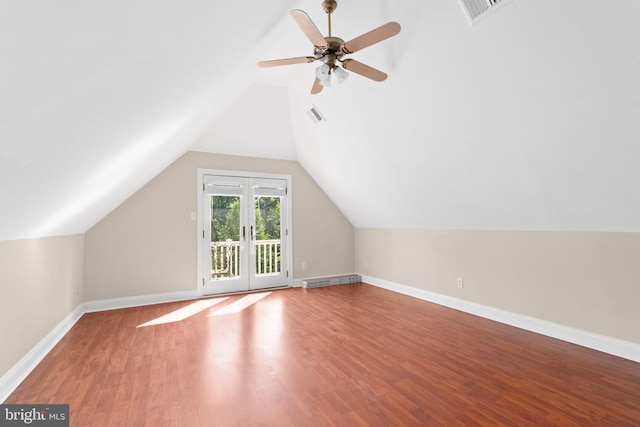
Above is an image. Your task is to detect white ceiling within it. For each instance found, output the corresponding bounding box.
[1,0,639,241]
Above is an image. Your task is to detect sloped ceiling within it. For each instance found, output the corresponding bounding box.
[1,0,639,241]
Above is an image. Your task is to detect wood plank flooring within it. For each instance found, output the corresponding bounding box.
[6,283,640,426]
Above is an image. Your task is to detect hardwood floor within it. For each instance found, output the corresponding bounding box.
[6,283,640,426]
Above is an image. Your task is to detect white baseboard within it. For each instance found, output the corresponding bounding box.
[0,290,201,403]
[0,304,85,403]
[83,290,200,312]
[361,274,640,364]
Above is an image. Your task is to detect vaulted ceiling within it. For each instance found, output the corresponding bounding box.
[1,0,639,241]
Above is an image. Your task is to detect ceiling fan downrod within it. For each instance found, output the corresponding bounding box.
[322,0,337,37]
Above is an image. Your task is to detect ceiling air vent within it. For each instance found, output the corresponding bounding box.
[459,0,515,25]
[307,105,326,124]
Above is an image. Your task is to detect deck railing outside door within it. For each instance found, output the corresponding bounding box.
[211,239,281,279]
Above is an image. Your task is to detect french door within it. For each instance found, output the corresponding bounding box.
[202,174,289,295]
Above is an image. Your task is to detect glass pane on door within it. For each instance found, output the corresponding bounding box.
[210,194,241,281]
[254,196,281,277]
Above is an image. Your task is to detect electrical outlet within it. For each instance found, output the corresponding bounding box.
[457,278,464,289]
[302,262,307,269]
[363,260,368,267]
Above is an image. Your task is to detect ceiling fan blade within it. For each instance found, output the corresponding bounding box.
[290,9,328,48]
[342,22,401,54]
[342,59,388,82]
[311,77,324,94]
[258,57,316,68]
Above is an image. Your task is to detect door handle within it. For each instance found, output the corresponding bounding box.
[251,225,254,240]
[241,226,246,240]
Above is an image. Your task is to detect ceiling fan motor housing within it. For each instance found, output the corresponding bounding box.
[314,36,345,68]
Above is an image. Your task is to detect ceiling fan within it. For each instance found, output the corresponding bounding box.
[257,0,401,94]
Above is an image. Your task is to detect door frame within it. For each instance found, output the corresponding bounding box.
[197,168,293,296]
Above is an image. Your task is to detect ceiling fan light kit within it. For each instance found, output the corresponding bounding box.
[257,1,401,94]
[315,63,331,80]
[333,66,349,83]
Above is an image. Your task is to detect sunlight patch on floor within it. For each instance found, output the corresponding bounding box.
[207,292,272,317]
[137,297,228,327]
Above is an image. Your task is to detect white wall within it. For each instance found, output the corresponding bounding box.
[0,235,84,378]
[356,228,640,345]
[84,151,355,301]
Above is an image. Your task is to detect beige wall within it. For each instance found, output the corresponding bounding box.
[356,228,640,345]
[84,151,355,301]
[0,235,84,378]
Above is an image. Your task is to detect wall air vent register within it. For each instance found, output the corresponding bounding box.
[301,274,361,289]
